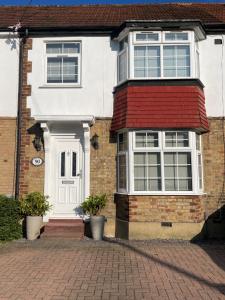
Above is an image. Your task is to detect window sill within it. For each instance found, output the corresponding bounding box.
[39,84,82,89]
[116,191,205,196]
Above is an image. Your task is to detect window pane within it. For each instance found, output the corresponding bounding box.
[178,166,191,177]
[134,166,146,177]
[147,133,158,147]
[165,132,189,147]
[119,50,127,82]
[136,133,146,147]
[165,33,188,41]
[63,57,78,83]
[164,166,176,178]
[134,179,146,191]
[196,134,200,150]
[118,154,126,190]
[177,68,190,77]
[179,179,192,191]
[198,154,203,189]
[72,152,76,177]
[165,132,176,147]
[61,152,65,177]
[178,153,191,164]
[163,46,190,78]
[136,132,158,148]
[164,46,176,57]
[149,179,161,191]
[134,46,160,78]
[177,46,190,56]
[164,153,176,165]
[47,57,62,83]
[164,152,192,191]
[63,43,80,54]
[147,153,160,164]
[118,133,127,152]
[136,33,159,41]
[134,152,161,191]
[164,57,176,67]
[148,166,160,177]
[46,43,62,54]
[134,152,145,164]
[165,179,177,191]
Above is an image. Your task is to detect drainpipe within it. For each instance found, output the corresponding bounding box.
[15,29,28,199]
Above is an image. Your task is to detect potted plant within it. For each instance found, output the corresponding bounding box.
[81,194,107,241]
[20,192,51,240]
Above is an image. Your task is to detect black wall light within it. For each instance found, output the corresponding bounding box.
[33,135,42,152]
[90,133,99,149]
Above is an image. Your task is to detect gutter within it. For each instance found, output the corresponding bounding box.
[15,29,28,199]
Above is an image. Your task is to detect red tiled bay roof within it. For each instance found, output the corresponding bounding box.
[111,84,209,133]
[0,4,225,29]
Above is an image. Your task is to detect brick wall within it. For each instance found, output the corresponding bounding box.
[19,38,44,196]
[202,118,225,218]
[115,194,204,223]
[90,119,117,217]
[0,117,17,196]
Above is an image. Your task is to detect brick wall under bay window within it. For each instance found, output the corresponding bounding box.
[115,194,204,223]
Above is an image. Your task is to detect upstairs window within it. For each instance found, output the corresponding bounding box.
[118,37,128,82]
[117,31,195,83]
[46,42,81,84]
[133,32,190,79]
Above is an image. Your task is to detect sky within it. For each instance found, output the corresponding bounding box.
[0,0,225,6]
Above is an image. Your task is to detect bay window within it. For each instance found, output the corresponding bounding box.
[118,31,197,83]
[46,42,81,85]
[117,130,203,194]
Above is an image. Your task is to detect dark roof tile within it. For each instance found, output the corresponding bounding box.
[0,4,225,29]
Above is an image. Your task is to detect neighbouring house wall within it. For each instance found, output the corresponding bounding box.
[0,118,17,196]
[0,35,18,196]
[199,34,225,117]
[202,118,225,216]
[0,34,19,117]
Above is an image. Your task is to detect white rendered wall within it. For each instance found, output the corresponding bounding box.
[28,36,118,118]
[0,34,19,117]
[199,34,225,117]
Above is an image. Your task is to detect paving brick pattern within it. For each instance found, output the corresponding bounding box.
[0,239,225,300]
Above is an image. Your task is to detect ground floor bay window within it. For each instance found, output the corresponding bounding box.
[117,130,203,194]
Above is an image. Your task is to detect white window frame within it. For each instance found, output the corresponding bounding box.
[117,35,129,83]
[44,41,81,86]
[117,130,203,195]
[118,30,198,83]
[117,131,129,193]
[133,31,161,44]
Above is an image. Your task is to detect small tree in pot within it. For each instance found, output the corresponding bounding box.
[81,194,107,240]
[20,192,51,240]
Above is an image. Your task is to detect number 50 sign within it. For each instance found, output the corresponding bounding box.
[31,157,44,166]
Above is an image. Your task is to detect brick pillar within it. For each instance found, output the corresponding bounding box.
[18,38,32,196]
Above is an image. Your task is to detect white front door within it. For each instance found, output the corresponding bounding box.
[53,138,82,217]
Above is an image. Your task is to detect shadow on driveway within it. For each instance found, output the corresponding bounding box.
[105,237,225,296]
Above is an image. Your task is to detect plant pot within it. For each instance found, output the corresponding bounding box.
[26,216,42,240]
[90,215,105,241]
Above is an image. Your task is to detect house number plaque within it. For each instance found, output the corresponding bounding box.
[31,157,44,166]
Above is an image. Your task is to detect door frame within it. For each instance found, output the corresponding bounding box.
[41,122,91,221]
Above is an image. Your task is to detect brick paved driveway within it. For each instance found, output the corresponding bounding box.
[0,238,225,300]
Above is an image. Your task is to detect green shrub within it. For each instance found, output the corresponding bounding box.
[81,194,107,216]
[20,192,51,216]
[0,195,22,241]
